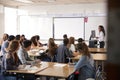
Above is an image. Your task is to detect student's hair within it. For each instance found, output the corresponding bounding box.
[15,34,20,40]
[48,38,57,56]
[69,37,75,44]
[99,25,105,36]
[8,35,15,41]
[67,37,75,49]
[63,34,68,39]
[63,38,69,46]
[78,38,84,43]
[23,40,32,48]
[36,35,40,41]
[8,40,19,64]
[8,40,19,52]
[21,34,25,37]
[31,36,37,46]
[3,33,9,41]
[77,42,90,58]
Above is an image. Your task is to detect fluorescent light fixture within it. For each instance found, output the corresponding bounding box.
[14,0,33,3]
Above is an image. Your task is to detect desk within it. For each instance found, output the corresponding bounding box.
[35,62,74,78]
[7,62,49,74]
[89,48,107,53]
[92,54,107,72]
[71,54,107,71]
[6,62,50,80]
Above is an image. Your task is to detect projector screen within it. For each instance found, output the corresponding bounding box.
[54,17,84,39]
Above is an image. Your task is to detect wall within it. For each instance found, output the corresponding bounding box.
[0,4,4,38]
[18,3,106,15]
[18,3,107,41]
[0,3,107,40]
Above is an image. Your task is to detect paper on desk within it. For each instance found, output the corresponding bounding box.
[18,65,30,70]
[54,64,67,67]
[18,65,38,70]
[29,66,38,70]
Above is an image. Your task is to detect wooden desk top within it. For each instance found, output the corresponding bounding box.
[92,53,107,60]
[89,48,107,53]
[7,62,49,74]
[35,62,74,78]
[72,53,107,61]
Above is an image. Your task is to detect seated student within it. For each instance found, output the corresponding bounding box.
[57,38,72,63]
[30,36,44,50]
[0,33,9,51]
[3,40,20,80]
[74,42,95,80]
[1,35,15,56]
[35,35,44,47]
[30,36,37,48]
[40,38,57,62]
[67,37,76,56]
[5,40,20,70]
[20,34,27,46]
[17,40,33,65]
[75,38,84,51]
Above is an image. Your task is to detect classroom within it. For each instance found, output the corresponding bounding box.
[0,0,119,80]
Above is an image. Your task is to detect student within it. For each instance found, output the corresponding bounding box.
[63,34,68,39]
[74,42,95,80]
[15,34,20,41]
[1,35,15,55]
[30,36,38,49]
[68,37,76,52]
[76,38,84,51]
[5,40,20,70]
[35,35,43,47]
[3,40,20,80]
[0,33,9,51]
[57,38,71,63]
[97,25,105,48]
[19,34,27,47]
[17,40,33,65]
[40,38,58,62]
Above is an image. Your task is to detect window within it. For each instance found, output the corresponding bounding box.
[19,16,53,39]
[5,7,17,35]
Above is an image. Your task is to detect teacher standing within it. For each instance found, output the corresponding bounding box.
[97,25,105,48]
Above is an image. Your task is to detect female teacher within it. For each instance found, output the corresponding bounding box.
[97,25,105,48]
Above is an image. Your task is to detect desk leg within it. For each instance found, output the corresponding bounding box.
[102,61,104,72]
[96,61,98,70]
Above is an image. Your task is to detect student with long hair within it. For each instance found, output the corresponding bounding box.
[40,38,57,62]
[68,37,76,54]
[3,40,20,80]
[47,38,58,62]
[5,40,20,70]
[74,42,95,80]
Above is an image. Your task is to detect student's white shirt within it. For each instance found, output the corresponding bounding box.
[69,44,75,52]
[98,31,104,42]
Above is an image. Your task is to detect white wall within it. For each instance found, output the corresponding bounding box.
[0,3,107,40]
[0,4,4,38]
[18,3,107,41]
[18,3,106,15]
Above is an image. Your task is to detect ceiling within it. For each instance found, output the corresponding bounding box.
[0,0,106,7]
